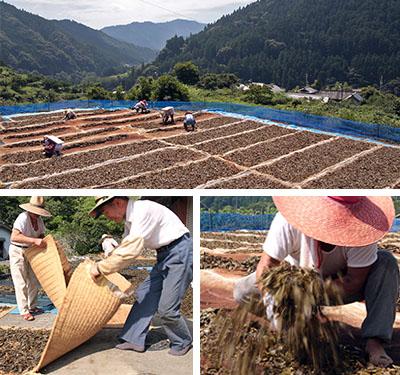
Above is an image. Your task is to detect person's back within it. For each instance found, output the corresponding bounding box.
[64,109,76,120]
[184,112,196,131]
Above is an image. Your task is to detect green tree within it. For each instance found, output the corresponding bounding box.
[173,61,200,85]
[244,85,273,105]
[114,85,125,100]
[198,73,239,90]
[152,74,189,101]
[128,76,154,100]
[0,197,124,256]
[86,85,110,100]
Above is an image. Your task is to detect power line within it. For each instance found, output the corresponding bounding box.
[135,0,197,21]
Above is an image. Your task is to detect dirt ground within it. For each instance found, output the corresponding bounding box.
[1,108,399,189]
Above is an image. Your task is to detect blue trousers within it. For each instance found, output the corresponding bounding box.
[120,233,193,350]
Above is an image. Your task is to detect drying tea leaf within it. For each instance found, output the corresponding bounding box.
[259,263,343,372]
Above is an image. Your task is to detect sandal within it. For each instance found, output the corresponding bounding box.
[22,313,35,321]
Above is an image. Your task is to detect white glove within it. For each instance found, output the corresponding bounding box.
[263,292,279,331]
[102,237,119,257]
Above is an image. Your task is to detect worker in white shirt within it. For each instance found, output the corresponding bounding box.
[160,106,175,125]
[9,196,51,321]
[183,112,196,132]
[100,234,119,258]
[234,196,398,368]
[132,99,150,114]
[89,196,193,356]
[43,135,64,157]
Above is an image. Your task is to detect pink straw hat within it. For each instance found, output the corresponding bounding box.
[272,196,395,247]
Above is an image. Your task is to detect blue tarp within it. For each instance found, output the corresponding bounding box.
[9,303,58,315]
[201,212,400,233]
[1,100,400,143]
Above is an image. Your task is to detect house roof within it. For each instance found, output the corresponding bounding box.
[299,86,319,94]
[344,93,364,102]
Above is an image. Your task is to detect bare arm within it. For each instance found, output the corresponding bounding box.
[256,252,281,282]
[10,229,44,247]
[332,266,371,298]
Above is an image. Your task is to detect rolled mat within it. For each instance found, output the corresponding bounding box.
[25,235,68,310]
[35,259,128,371]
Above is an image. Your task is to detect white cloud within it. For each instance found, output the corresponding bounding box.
[4,0,255,28]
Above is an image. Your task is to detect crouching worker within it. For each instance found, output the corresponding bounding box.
[233,196,399,368]
[161,106,175,125]
[9,197,51,321]
[63,109,77,120]
[132,99,150,114]
[89,196,193,356]
[43,135,64,158]
[183,112,196,132]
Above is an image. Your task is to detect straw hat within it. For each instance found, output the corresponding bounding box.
[272,196,394,247]
[19,196,51,217]
[89,196,140,218]
[101,234,113,241]
[89,196,116,218]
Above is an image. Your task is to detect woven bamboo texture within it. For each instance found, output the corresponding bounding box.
[35,259,125,371]
[25,235,68,310]
[54,240,73,284]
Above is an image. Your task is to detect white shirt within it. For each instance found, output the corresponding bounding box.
[185,114,194,121]
[124,199,189,249]
[162,106,174,115]
[263,212,377,278]
[102,237,119,257]
[12,212,45,247]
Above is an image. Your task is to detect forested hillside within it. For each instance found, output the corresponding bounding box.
[0,2,157,79]
[102,19,205,51]
[155,0,400,88]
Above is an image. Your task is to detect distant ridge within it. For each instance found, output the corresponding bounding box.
[154,0,400,88]
[0,1,157,76]
[102,19,206,51]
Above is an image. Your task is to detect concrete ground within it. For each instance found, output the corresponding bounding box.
[0,311,193,375]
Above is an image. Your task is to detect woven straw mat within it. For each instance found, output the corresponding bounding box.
[25,235,132,371]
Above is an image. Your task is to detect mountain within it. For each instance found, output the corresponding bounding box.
[0,1,157,77]
[101,19,206,51]
[154,0,400,89]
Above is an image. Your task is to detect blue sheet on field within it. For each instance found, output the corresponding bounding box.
[7,303,58,315]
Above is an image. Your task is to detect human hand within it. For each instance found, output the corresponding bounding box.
[90,263,101,282]
[33,238,45,248]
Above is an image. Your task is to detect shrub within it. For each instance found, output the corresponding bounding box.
[152,74,189,101]
[173,61,200,85]
[244,85,273,105]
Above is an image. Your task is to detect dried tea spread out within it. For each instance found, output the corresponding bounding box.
[0,328,50,374]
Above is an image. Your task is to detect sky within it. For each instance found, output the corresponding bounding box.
[5,0,256,29]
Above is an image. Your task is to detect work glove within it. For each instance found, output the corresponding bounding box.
[101,237,118,257]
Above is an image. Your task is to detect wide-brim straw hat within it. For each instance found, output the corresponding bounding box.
[19,196,51,217]
[89,196,116,218]
[272,196,395,247]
